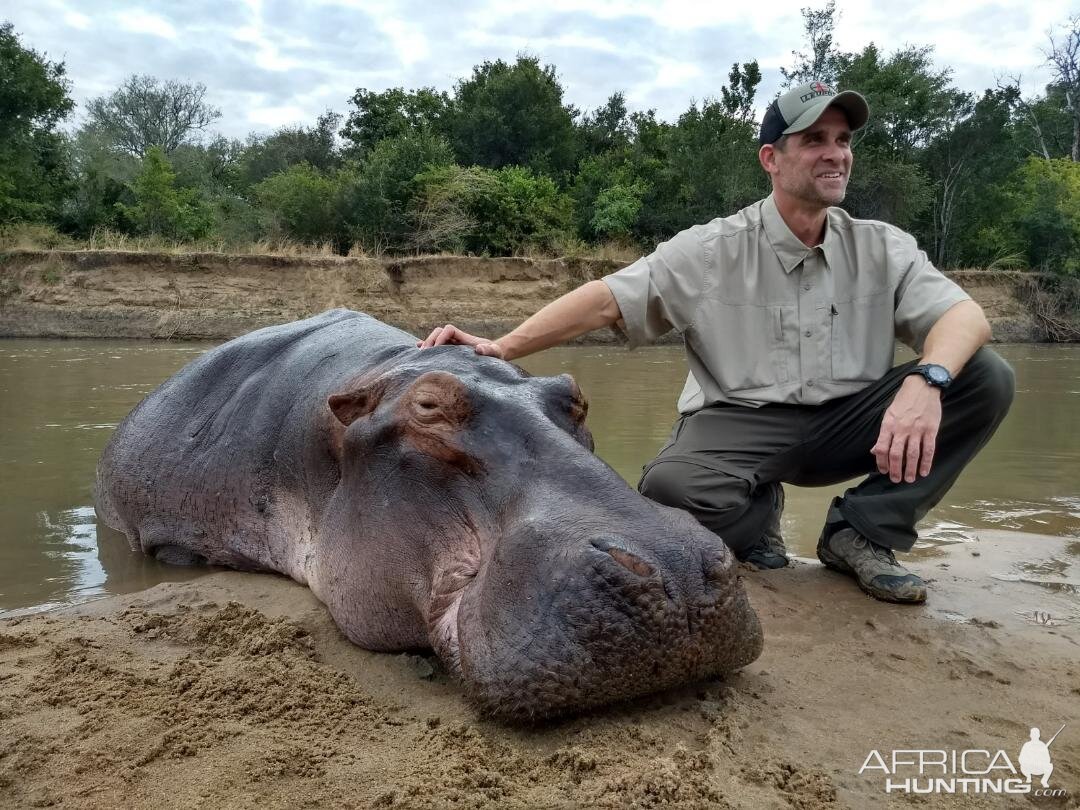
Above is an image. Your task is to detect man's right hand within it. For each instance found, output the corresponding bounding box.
[417,324,506,358]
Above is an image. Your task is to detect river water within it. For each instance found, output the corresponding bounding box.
[1,339,1077,615]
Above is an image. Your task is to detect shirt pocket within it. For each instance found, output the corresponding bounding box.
[829,290,895,381]
[696,302,794,392]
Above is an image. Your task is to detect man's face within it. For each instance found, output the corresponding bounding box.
[761,106,853,208]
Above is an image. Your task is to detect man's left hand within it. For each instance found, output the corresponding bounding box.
[872,376,943,483]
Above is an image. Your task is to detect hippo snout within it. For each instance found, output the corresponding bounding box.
[454,508,764,722]
[589,535,735,602]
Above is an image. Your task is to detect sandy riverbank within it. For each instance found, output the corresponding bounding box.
[1,530,1077,809]
[0,250,1043,343]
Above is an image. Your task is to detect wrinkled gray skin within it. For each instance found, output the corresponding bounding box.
[96,310,763,721]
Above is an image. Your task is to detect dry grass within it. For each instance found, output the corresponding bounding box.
[0,223,642,264]
[1016,273,1080,341]
[84,229,343,258]
[986,252,1027,271]
[0,224,343,258]
[0,223,77,251]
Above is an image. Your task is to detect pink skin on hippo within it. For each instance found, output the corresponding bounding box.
[95,310,763,721]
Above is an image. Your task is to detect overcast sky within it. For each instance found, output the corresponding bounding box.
[5,0,1077,140]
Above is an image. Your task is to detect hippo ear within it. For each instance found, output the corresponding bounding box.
[540,374,594,451]
[328,380,387,427]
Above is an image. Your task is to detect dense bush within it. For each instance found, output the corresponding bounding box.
[1001,158,1080,275]
[115,147,212,241]
[336,132,455,253]
[2,11,1079,273]
[254,163,339,245]
[0,22,73,223]
[413,165,573,254]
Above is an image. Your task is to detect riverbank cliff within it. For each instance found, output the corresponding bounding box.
[0,250,1043,342]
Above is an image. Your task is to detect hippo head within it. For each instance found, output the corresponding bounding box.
[319,347,763,721]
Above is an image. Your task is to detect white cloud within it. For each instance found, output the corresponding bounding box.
[3,0,1071,138]
[115,11,178,40]
[376,17,431,68]
[248,104,310,128]
[63,11,90,30]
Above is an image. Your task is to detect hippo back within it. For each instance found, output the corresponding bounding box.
[95,309,412,578]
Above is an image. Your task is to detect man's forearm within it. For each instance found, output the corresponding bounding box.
[919,300,992,376]
[494,280,623,361]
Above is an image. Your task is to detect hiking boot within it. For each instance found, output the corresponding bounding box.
[817,522,927,604]
[737,485,789,570]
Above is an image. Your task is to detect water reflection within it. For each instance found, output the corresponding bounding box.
[0,339,1078,613]
[38,505,104,598]
[517,343,1080,556]
[0,341,215,615]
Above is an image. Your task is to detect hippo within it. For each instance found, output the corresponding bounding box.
[95,310,763,720]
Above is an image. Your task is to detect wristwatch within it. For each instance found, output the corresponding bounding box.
[907,363,953,390]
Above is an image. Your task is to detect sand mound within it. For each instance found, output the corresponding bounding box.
[2,531,1077,809]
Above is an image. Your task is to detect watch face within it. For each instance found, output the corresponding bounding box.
[927,366,950,384]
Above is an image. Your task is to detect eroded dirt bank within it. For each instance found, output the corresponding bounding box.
[0,250,1042,342]
[1,531,1077,809]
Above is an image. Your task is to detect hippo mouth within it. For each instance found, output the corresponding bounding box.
[444,540,764,722]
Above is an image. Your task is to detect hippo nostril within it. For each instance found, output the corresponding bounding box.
[701,544,733,585]
[589,538,657,578]
[606,547,656,578]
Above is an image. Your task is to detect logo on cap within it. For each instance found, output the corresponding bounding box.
[800,82,833,103]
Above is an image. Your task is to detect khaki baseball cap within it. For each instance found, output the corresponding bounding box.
[759,80,869,145]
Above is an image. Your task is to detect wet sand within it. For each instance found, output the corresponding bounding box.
[1,530,1077,809]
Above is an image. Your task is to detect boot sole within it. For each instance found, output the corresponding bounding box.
[817,544,927,604]
[816,543,853,574]
[740,553,790,570]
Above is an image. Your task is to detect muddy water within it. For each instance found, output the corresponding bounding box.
[1,339,1077,614]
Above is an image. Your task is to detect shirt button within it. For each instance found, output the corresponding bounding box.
[804,329,812,337]
[807,379,815,387]
[803,284,811,291]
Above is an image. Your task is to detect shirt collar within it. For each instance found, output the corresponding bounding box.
[761,193,837,273]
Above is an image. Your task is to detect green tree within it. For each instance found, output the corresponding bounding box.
[721,62,763,122]
[1007,81,1076,162]
[570,110,667,244]
[448,56,578,178]
[663,97,766,227]
[590,178,648,240]
[59,127,136,236]
[781,0,841,87]
[474,166,573,253]
[116,146,212,240]
[239,112,342,188]
[919,88,1023,266]
[999,158,1080,274]
[412,164,572,255]
[631,62,766,242]
[1044,15,1079,161]
[833,44,966,230]
[0,22,74,223]
[409,165,488,253]
[253,163,339,244]
[85,75,220,158]
[337,132,455,252]
[577,93,633,158]
[165,137,264,246]
[170,136,246,192]
[570,148,643,239]
[341,88,449,157]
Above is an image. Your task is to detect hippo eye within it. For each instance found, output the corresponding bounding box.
[412,397,443,422]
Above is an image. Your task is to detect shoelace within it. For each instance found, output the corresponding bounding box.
[851,534,898,565]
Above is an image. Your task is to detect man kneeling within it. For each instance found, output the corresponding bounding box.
[418,81,1014,604]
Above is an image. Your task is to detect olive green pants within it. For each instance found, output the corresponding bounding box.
[638,348,1015,553]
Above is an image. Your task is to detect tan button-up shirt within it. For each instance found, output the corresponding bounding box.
[602,194,971,413]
